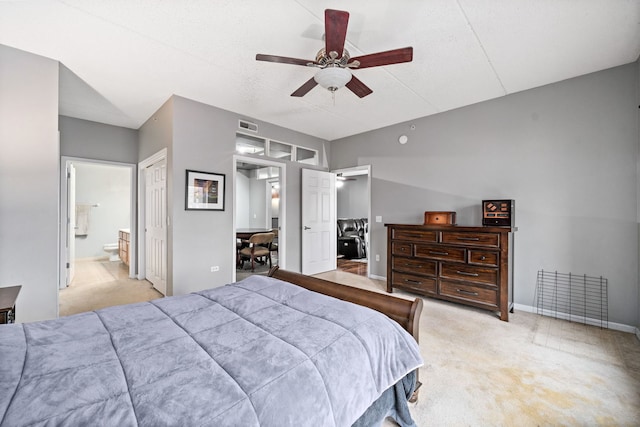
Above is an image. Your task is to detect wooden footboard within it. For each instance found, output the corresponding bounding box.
[268,266,423,344]
[269,267,424,402]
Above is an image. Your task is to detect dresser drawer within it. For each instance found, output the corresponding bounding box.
[391,242,413,257]
[468,250,498,267]
[440,263,498,286]
[439,279,498,308]
[415,244,465,262]
[441,231,499,248]
[392,229,437,242]
[392,272,437,295]
[392,257,436,276]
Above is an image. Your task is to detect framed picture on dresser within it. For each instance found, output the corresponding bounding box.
[185,169,225,211]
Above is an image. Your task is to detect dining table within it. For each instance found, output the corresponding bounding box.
[236,228,274,240]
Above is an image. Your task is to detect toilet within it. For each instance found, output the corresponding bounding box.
[103,243,119,262]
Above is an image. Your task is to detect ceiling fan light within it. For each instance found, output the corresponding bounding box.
[314,67,352,92]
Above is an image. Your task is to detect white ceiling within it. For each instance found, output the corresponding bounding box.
[1,1,639,141]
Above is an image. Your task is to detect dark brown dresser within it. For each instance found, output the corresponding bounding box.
[386,224,513,321]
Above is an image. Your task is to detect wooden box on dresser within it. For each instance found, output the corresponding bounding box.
[386,224,514,321]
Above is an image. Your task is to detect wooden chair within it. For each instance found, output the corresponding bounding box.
[238,232,274,272]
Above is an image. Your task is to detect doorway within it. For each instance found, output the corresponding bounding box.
[138,149,168,295]
[233,156,285,281]
[58,157,135,289]
[301,168,337,275]
[333,165,371,278]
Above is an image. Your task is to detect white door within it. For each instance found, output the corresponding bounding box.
[145,158,167,295]
[66,163,76,287]
[301,169,336,275]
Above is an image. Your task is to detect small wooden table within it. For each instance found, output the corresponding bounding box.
[0,285,21,324]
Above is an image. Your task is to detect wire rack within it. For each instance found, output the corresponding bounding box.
[535,270,608,328]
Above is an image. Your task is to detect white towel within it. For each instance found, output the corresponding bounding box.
[75,204,91,236]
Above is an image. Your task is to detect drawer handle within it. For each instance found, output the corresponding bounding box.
[457,237,480,241]
[406,234,423,239]
[405,263,423,268]
[429,251,449,256]
[480,256,486,260]
[404,279,422,285]
[456,288,479,296]
[456,270,479,277]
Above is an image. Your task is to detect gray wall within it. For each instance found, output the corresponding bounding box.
[331,63,639,327]
[337,175,368,218]
[60,116,138,163]
[235,171,251,228]
[0,45,59,322]
[138,98,174,293]
[74,162,131,258]
[140,95,328,296]
[249,177,268,229]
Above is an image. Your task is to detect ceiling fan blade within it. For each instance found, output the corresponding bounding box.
[291,77,318,97]
[325,9,349,57]
[256,54,314,66]
[349,47,413,69]
[345,75,373,98]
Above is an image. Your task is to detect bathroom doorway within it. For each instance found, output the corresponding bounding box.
[59,157,136,292]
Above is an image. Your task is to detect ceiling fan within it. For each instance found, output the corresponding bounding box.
[256,9,413,98]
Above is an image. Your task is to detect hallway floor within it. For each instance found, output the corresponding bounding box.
[337,258,368,276]
[59,259,163,317]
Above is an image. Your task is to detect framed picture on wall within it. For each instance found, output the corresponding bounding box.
[185,170,225,211]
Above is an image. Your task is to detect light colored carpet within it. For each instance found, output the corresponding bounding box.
[59,259,163,316]
[316,270,640,426]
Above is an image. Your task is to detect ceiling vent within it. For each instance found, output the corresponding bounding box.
[239,120,258,133]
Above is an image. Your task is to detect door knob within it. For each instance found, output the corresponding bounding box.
[304,226,311,230]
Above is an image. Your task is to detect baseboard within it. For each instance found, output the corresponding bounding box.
[369,274,386,281]
[75,256,109,262]
[514,303,636,334]
[366,286,638,335]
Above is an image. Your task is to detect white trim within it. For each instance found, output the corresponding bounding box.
[514,303,636,333]
[59,156,137,293]
[139,148,168,169]
[56,132,61,318]
[233,155,286,282]
[235,131,319,166]
[138,148,168,281]
[346,289,638,334]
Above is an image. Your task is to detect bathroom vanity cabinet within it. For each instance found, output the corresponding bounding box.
[119,229,130,266]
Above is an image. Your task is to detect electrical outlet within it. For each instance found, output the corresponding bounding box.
[376,216,382,223]
[375,254,380,262]
[210,266,220,272]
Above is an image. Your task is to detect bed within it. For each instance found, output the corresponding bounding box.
[0,267,423,426]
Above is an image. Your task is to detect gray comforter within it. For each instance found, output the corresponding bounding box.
[0,275,423,426]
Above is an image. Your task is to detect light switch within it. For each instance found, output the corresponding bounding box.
[375,216,382,223]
